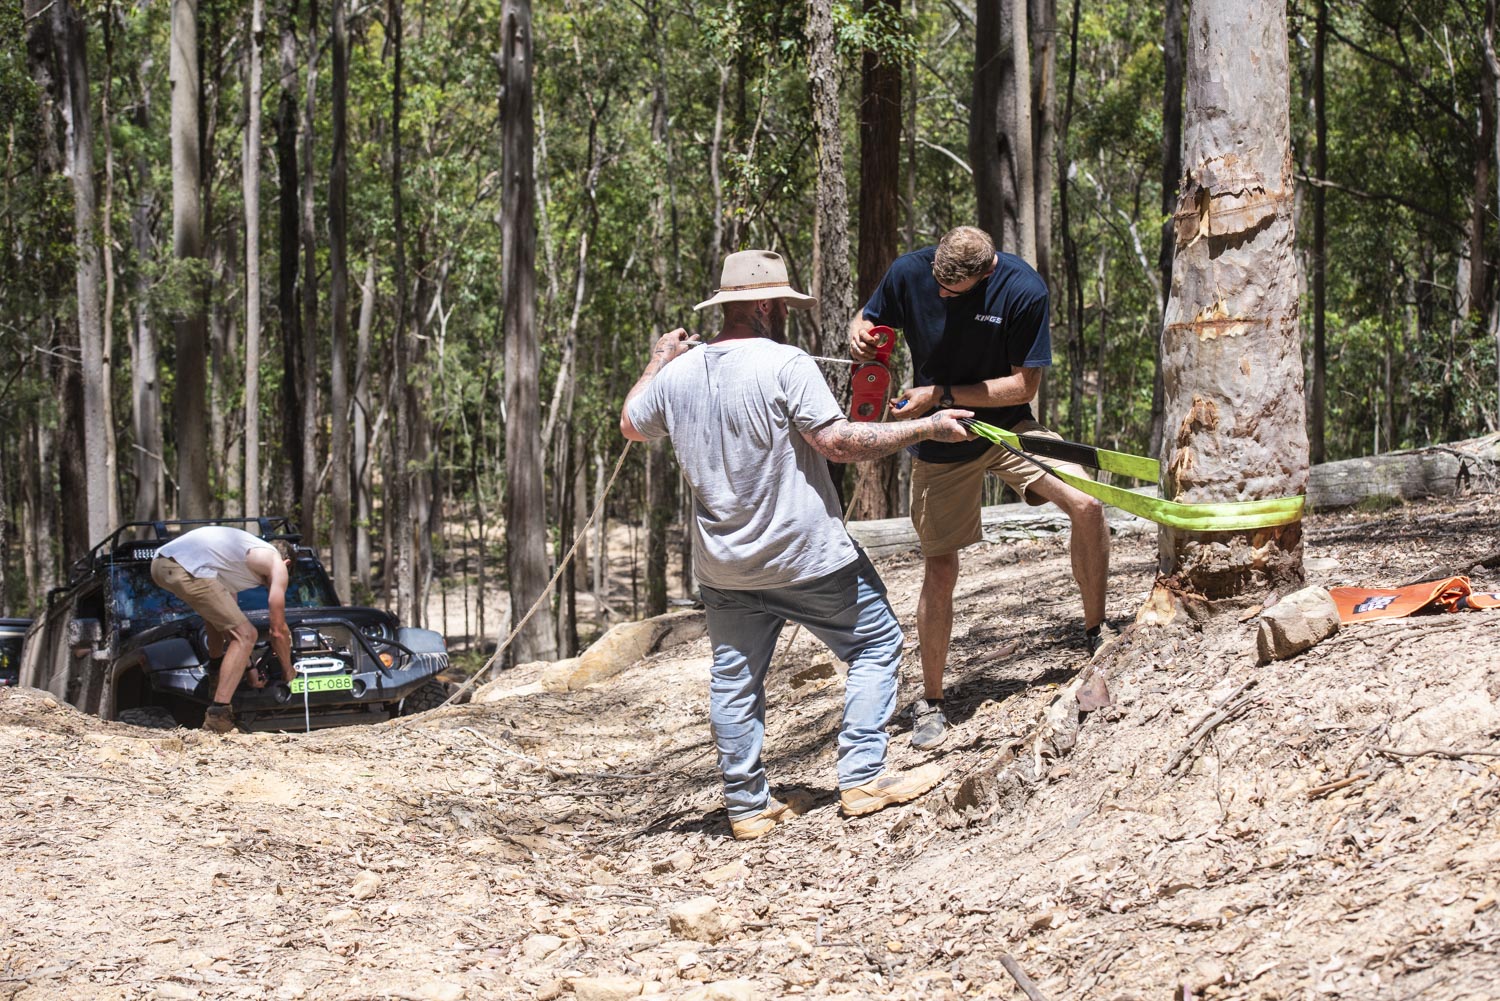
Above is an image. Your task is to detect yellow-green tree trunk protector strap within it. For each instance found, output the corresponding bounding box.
[961,418,1305,532]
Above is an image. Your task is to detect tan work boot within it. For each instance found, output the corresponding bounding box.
[839,763,944,817]
[202,704,236,734]
[729,797,799,841]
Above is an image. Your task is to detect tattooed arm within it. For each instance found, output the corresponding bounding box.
[620,328,701,441]
[801,410,974,463]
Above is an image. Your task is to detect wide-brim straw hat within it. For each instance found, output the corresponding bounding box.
[693,250,818,311]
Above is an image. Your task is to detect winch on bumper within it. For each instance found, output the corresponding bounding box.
[148,613,450,729]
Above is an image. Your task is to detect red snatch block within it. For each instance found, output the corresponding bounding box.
[848,325,895,423]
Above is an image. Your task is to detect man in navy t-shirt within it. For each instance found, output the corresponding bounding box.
[850,226,1113,749]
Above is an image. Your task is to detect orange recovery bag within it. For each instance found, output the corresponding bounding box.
[1329,576,1500,623]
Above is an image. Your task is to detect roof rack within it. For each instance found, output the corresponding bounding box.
[64,517,304,589]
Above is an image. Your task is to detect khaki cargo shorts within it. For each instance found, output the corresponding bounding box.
[150,557,249,634]
[910,419,1092,558]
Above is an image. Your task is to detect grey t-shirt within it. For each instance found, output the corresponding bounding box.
[626,338,859,590]
[157,526,275,593]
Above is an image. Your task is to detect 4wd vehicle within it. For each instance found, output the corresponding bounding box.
[19,518,450,731]
[0,618,29,688]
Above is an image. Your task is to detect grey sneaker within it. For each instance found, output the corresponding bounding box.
[1087,621,1119,658]
[911,698,948,749]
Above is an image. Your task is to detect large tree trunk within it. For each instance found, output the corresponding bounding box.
[54,0,108,544]
[276,0,302,518]
[971,0,1019,252]
[807,0,854,360]
[1058,0,1084,441]
[1150,0,1184,459]
[390,0,415,623]
[205,0,235,517]
[171,0,210,516]
[1488,0,1500,430]
[1159,0,1307,594]
[130,48,164,523]
[1469,55,1495,325]
[329,0,351,599]
[100,8,120,531]
[500,0,557,662]
[1010,0,1035,265]
[353,252,375,592]
[1030,0,1056,287]
[852,0,904,521]
[298,0,319,541]
[1309,0,1328,464]
[244,0,265,517]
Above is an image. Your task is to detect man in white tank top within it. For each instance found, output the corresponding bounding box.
[150,526,296,732]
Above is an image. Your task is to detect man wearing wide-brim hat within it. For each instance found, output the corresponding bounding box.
[620,249,976,841]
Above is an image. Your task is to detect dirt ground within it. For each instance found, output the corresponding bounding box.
[2,495,1498,1000]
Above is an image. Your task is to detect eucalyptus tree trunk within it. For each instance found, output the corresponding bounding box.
[1010,0,1035,266]
[500,0,557,662]
[243,0,265,517]
[276,0,302,518]
[390,0,416,623]
[807,0,853,359]
[1159,0,1307,593]
[853,0,903,520]
[1058,0,1084,441]
[101,8,120,531]
[329,0,351,599]
[130,53,164,522]
[1309,0,1327,464]
[298,0,320,542]
[1487,0,1500,429]
[171,0,210,517]
[1149,0,1184,459]
[1469,55,1495,326]
[971,0,1018,252]
[1030,0,1056,288]
[54,0,108,544]
[353,253,375,590]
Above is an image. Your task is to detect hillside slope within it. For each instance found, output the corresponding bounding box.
[2,496,1497,1000]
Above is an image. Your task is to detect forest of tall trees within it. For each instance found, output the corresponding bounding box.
[4,0,1500,652]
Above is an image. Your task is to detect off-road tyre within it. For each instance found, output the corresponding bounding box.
[116,706,181,730]
[397,680,451,716]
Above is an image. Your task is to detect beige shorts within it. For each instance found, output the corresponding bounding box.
[150,557,249,634]
[910,419,1092,558]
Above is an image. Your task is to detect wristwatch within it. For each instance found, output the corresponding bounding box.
[939,385,954,408]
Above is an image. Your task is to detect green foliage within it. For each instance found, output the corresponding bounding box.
[5,0,1500,614]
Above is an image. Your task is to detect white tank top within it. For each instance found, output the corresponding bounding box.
[157,526,275,593]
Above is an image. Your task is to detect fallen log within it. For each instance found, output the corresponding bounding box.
[847,434,1500,557]
[1307,433,1499,509]
[848,491,1155,558]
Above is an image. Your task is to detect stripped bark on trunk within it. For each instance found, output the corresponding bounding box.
[1159,0,1307,594]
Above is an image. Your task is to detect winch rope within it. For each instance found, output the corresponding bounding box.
[402,439,636,722]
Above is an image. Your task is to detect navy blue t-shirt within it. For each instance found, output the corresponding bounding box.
[862,247,1051,462]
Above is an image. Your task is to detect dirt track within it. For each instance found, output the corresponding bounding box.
[3,496,1499,1000]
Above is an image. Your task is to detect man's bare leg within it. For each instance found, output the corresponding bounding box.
[205,625,227,659]
[1026,476,1109,630]
[917,552,960,699]
[212,621,263,704]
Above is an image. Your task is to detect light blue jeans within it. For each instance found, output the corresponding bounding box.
[699,553,903,820]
